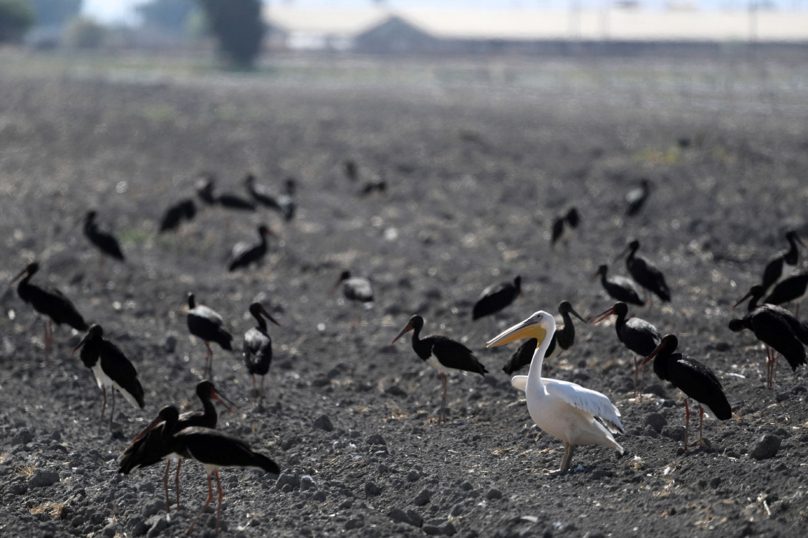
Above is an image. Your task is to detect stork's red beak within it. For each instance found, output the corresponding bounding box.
[391,322,414,344]
[641,340,668,367]
[9,267,29,286]
[211,388,239,414]
[732,288,758,310]
[589,307,616,325]
[71,333,90,355]
[259,304,281,327]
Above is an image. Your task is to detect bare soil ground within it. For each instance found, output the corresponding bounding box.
[1,52,808,538]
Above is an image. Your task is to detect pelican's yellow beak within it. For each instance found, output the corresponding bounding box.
[486,317,546,348]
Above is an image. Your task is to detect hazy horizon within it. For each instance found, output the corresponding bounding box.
[82,0,807,26]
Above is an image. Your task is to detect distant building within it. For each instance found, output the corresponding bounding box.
[263,6,808,55]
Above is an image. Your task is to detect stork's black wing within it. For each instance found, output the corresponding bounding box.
[472,283,518,320]
[670,356,732,420]
[177,427,280,475]
[100,341,145,408]
[428,336,487,375]
[28,285,88,330]
[751,311,807,371]
[502,338,538,375]
[604,275,645,306]
[118,423,173,474]
[621,318,661,357]
[764,272,808,306]
[628,257,670,302]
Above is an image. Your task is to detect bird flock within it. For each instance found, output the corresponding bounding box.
[6,171,808,534]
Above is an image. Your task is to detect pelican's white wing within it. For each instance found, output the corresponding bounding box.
[511,375,528,392]
[544,380,624,433]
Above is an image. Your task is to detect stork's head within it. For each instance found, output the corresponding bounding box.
[10,261,40,285]
[485,311,554,349]
[786,230,805,249]
[391,315,425,344]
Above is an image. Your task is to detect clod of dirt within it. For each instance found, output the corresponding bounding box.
[312,414,334,431]
[750,434,781,460]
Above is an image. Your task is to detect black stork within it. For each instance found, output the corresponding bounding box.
[244,173,296,221]
[760,231,805,295]
[593,264,645,306]
[83,210,125,269]
[196,175,255,211]
[195,173,217,205]
[228,225,275,272]
[591,302,661,399]
[501,301,586,374]
[616,239,671,304]
[472,275,522,322]
[159,199,196,233]
[9,262,88,365]
[625,178,651,217]
[244,173,281,211]
[642,335,732,450]
[131,406,280,534]
[187,293,233,378]
[243,302,281,404]
[71,324,145,426]
[118,381,237,513]
[276,177,297,221]
[551,207,581,249]
[729,305,808,387]
[359,179,387,196]
[343,159,358,181]
[392,315,488,423]
[330,270,373,329]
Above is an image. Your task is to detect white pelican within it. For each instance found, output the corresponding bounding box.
[487,311,624,472]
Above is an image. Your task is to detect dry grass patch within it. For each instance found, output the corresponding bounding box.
[29,502,66,520]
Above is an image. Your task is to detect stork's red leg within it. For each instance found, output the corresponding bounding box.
[175,458,182,510]
[187,472,214,535]
[252,374,257,403]
[163,460,172,513]
[204,341,214,379]
[684,398,690,451]
[441,373,448,424]
[44,319,52,365]
[101,385,107,420]
[698,404,704,446]
[214,469,223,533]
[633,356,638,400]
[260,375,265,405]
[765,346,772,388]
[110,389,116,426]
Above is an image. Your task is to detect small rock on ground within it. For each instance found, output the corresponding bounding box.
[750,434,781,460]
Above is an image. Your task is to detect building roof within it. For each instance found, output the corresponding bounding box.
[264,6,808,43]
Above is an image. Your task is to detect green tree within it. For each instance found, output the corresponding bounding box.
[0,0,35,42]
[29,0,81,27]
[63,16,105,48]
[198,0,265,68]
[137,0,194,30]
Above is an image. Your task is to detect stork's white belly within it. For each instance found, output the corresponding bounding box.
[426,355,460,376]
[91,363,140,409]
[91,363,112,389]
